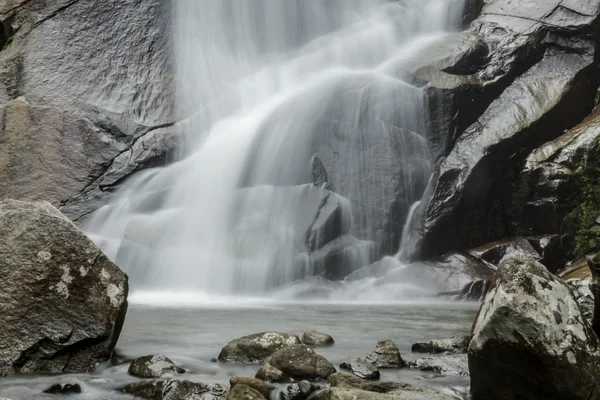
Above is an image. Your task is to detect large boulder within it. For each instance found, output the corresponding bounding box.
[0,0,176,221]
[0,200,128,373]
[469,255,600,400]
[301,329,335,347]
[269,345,336,380]
[218,332,302,364]
[366,340,405,368]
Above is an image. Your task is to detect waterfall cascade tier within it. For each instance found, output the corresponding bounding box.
[86,0,467,297]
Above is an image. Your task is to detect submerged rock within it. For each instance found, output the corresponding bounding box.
[282,381,319,400]
[43,383,82,394]
[0,200,128,373]
[411,335,469,354]
[226,383,266,400]
[301,329,334,347]
[230,377,272,399]
[269,345,336,380]
[311,386,457,400]
[255,364,291,383]
[122,379,226,400]
[340,358,380,380]
[365,340,404,369]
[407,354,469,376]
[469,255,600,400]
[129,355,185,378]
[218,332,301,364]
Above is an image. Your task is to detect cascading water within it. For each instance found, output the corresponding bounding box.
[86,0,466,299]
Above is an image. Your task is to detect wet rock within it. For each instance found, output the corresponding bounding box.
[469,255,600,400]
[43,383,82,394]
[0,200,128,373]
[407,354,468,376]
[269,345,336,380]
[567,278,594,324]
[340,358,379,380]
[128,355,185,378]
[282,381,319,400]
[365,340,404,368]
[301,329,334,347]
[255,364,291,383]
[230,377,272,399]
[468,237,541,266]
[218,332,302,364]
[226,383,266,400]
[123,379,227,400]
[122,380,165,400]
[326,372,408,394]
[311,387,457,400]
[411,335,469,354]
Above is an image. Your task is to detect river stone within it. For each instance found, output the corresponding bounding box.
[326,372,409,394]
[226,383,266,400]
[411,336,469,354]
[407,354,468,376]
[122,380,166,400]
[282,381,319,400]
[218,332,302,364]
[255,364,291,383]
[230,377,272,399]
[0,200,128,373]
[311,387,457,400]
[366,340,404,368]
[340,358,379,380]
[469,255,600,400]
[128,355,185,378]
[269,345,336,380]
[301,329,334,347]
[123,379,226,400]
[43,383,82,394]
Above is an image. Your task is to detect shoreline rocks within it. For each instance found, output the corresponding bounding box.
[340,358,380,380]
[269,345,336,380]
[301,329,334,347]
[218,332,301,364]
[366,340,404,368]
[411,335,469,354]
[128,355,185,378]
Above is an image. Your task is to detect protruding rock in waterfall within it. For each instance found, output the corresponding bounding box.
[0,200,128,374]
[301,329,335,347]
[268,345,336,380]
[365,340,404,368]
[469,255,600,400]
[218,332,302,364]
[340,358,380,380]
[128,355,185,378]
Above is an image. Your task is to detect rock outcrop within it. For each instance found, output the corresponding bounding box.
[0,200,128,373]
[218,332,301,364]
[469,255,600,400]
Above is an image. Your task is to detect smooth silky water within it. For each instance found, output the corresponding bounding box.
[2,1,479,398]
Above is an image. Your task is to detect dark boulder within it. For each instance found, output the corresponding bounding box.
[365,340,404,368]
[43,383,82,395]
[255,364,291,383]
[269,345,336,380]
[340,358,379,380]
[407,354,469,376]
[282,381,319,400]
[469,255,600,400]
[230,377,273,399]
[218,332,301,364]
[301,329,334,347]
[128,355,185,378]
[0,200,128,373]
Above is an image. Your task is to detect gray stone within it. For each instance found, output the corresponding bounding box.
[326,372,408,394]
[411,336,469,354]
[122,379,226,400]
[269,345,336,380]
[218,332,301,364]
[340,358,380,380]
[366,340,404,368]
[301,329,334,347]
[43,383,82,394]
[128,355,185,378]
[407,354,468,376]
[255,364,291,383]
[226,384,265,400]
[230,377,272,399]
[282,381,319,400]
[0,200,128,373]
[311,387,457,400]
[469,255,600,400]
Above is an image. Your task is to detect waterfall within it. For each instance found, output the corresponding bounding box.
[86,0,466,297]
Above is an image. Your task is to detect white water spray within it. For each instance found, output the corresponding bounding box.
[86,0,466,298]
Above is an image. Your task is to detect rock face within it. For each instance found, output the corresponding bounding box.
[340,358,380,380]
[128,355,185,378]
[301,329,335,347]
[407,0,600,259]
[366,340,404,368]
[218,332,302,364]
[411,336,469,354]
[0,0,177,222]
[269,345,336,380]
[255,364,291,383]
[469,255,600,400]
[0,200,128,373]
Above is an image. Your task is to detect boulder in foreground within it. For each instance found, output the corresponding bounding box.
[366,339,404,368]
[469,255,600,400]
[0,200,128,373]
[218,332,301,364]
[269,345,336,380]
[301,329,335,347]
[128,355,185,378]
